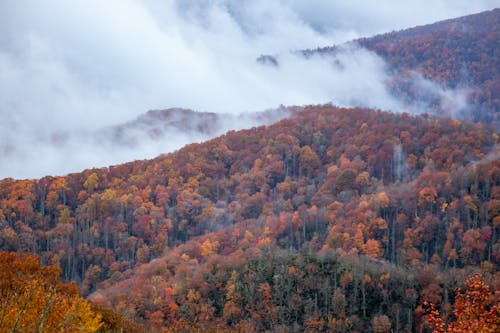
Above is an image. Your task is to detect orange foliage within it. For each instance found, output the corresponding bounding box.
[425,273,500,333]
[0,251,102,332]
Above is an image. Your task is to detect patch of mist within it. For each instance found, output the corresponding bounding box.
[387,70,471,117]
[392,144,408,183]
[471,144,500,167]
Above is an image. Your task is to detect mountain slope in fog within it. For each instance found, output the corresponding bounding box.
[300,9,499,125]
[108,107,292,147]
[0,107,290,179]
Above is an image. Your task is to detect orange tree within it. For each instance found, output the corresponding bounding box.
[425,273,499,333]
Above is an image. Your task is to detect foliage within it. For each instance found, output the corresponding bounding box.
[91,303,144,333]
[425,273,500,333]
[362,8,500,126]
[0,251,102,333]
[309,9,500,127]
[0,104,498,331]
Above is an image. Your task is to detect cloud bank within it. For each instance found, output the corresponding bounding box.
[0,0,496,179]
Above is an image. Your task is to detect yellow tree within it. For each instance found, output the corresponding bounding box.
[0,252,102,332]
[83,172,99,194]
[223,270,243,325]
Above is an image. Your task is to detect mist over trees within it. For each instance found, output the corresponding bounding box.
[0,5,499,333]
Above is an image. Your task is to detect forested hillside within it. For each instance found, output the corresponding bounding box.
[1,105,498,331]
[307,9,500,127]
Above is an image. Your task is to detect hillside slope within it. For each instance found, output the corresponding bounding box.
[305,9,500,126]
[1,105,498,331]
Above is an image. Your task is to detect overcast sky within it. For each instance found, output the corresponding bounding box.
[0,0,497,179]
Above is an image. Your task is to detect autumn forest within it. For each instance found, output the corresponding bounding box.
[0,6,499,333]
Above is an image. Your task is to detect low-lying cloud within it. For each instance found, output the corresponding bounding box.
[0,0,496,179]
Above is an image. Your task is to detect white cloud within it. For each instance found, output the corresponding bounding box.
[0,0,496,179]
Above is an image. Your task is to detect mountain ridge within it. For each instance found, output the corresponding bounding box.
[296,8,499,126]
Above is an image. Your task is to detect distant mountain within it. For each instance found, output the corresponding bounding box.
[107,107,292,147]
[42,107,292,150]
[303,9,499,126]
[0,107,291,179]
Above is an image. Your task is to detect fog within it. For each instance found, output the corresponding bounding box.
[0,0,497,179]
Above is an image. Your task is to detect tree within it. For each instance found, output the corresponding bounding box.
[371,314,392,333]
[223,271,243,325]
[364,238,383,258]
[299,146,321,177]
[84,172,99,194]
[90,303,143,333]
[425,273,499,333]
[0,252,102,332]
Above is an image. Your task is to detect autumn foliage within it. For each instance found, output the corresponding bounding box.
[0,103,498,331]
[309,8,500,127]
[363,8,500,126]
[0,251,102,332]
[0,6,497,332]
[425,273,500,333]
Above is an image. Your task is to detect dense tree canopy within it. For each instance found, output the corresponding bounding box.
[0,104,498,331]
